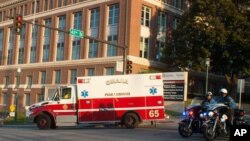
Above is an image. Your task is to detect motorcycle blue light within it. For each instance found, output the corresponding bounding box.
[182,111,186,116]
[203,113,207,116]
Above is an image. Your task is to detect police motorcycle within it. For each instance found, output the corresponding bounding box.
[202,103,248,141]
[178,98,208,138]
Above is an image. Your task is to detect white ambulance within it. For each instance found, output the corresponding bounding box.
[27,73,165,129]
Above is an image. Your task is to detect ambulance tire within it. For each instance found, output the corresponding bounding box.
[36,113,52,130]
[123,113,139,129]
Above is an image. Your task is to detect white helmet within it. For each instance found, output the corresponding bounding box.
[206,91,213,96]
[220,88,228,94]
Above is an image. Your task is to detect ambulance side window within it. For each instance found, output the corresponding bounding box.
[61,88,71,99]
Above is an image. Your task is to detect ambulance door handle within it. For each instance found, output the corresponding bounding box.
[99,108,105,111]
[86,100,90,104]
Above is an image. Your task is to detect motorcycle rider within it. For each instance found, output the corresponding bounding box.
[219,88,236,109]
[218,88,237,125]
[201,91,216,106]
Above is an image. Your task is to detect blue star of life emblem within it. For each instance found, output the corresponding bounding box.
[149,87,157,95]
[81,90,89,98]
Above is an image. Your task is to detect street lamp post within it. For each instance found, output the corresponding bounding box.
[205,58,210,95]
[14,68,21,122]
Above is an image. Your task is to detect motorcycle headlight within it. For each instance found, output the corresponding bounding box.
[208,111,214,117]
[199,113,204,118]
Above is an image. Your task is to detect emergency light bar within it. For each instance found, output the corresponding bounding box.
[150,75,161,80]
[78,78,90,84]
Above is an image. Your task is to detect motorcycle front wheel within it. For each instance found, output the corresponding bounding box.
[203,123,216,141]
[178,121,193,138]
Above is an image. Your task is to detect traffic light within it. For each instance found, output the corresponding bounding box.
[14,15,23,35]
[126,60,133,74]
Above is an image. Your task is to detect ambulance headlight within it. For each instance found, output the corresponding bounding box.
[208,111,214,117]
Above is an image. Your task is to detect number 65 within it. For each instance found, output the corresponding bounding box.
[149,110,159,118]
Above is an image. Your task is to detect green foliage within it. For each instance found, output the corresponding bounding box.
[166,0,250,78]
[4,112,30,125]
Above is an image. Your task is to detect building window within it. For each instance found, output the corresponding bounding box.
[158,11,167,32]
[72,40,80,60]
[27,76,32,89]
[15,76,21,89]
[18,24,26,64]
[140,37,149,58]
[90,8,99,28]
[37,93,44,102]
[86,68,95,76]
[156,41,166,61]
[49,0,53,10]
[88,40,98,58]
[173,0,182,9]
[30,24,38,63]
[32,0,40,13]
[20,6,24,16]
[74,12,82,30]
[2,93,7,105]
[24,4,28,15]
[3,11,6,21]
[173,18,179,30]
[57,15,66,61]
[4,76,9,89]
[105,67,115,75]
[0,12,2,22]
[55,70,61,84]
[0,29,4,65]
[141,6,151,27]
[57,42,64,61]
[8,28,14,65]
[40,71,46,84]
[43,45,50,62]
[44,0,48,11]
[10,9,12,17]
[63,0,67,6]
[107,35,117,57]
[58,0,62,7]
[24,93,30,106]
[72,12,82,60]
[43,18,51,62]
[108,4,119,25]
[14,8,16,16]
[73,0,78,4]
[70,69,77,84]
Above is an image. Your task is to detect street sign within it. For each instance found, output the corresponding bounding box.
[10,105,15,112]
[69,28,84,38]
[116,61,123,72]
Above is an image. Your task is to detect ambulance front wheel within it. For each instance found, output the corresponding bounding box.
[36,113,52,130]
[123,113,139,129]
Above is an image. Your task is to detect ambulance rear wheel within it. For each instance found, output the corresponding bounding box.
[36,113,51,130]
[123,113,139,129]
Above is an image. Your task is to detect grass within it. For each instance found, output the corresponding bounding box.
[165,109,181,117]
[4,112,31,125]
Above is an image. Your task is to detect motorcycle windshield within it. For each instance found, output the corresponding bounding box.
[185,97,203,110]
[205,103,227,111]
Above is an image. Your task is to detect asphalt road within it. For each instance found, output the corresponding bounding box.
[0,124,228,141]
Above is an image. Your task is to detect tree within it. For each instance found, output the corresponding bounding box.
[166,0,250,98]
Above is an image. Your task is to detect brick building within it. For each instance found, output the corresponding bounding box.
[0,0,187,110]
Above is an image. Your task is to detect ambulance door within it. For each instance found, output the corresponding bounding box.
[92,98,115,122]
[55,87,77,126]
